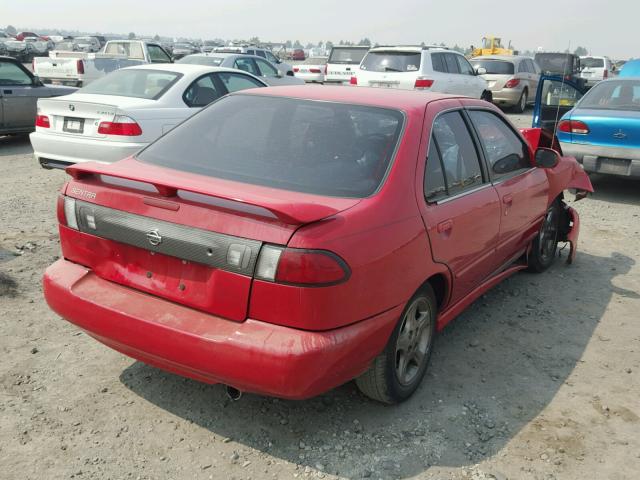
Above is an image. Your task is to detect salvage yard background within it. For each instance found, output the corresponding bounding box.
[0,111,639,480]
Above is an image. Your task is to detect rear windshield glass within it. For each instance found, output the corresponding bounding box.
[104,42,144,59]
[578,80,640,110]
[328,47,368,65]
[360,51,421,72]
[303,57,328,65]
[177,55,223,66]
[470,60,514,75]
[80,69,182,100]
[534,53,576,74]
[138,95,404,198]
[581,57,604,68]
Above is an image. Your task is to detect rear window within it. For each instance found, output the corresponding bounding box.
[578,80,640,111]
[470,60,514,75]
[178,55,223,66]
[581,57,604,68]
[534,53,577,74]
[80,69,182,100]
[360,51,421,73]
[328,47,368,65]
[138,95,404,198]
[104,42,144,59]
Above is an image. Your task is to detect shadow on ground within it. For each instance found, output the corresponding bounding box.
[588,173,640,207]
[119,249,633,479]
[0,134,33,157]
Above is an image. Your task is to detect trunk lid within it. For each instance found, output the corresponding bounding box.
[61,158,360,321]
[481,73,509,90]
[568,108,640,149]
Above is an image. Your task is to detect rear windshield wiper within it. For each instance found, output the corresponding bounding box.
[383,67,402,72]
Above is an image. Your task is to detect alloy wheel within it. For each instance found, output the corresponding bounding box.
[394,297,433,386]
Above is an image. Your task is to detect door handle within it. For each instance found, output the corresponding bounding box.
[437,219,453,234]
[502,194,513,205]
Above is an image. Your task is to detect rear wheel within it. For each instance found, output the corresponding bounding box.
[355,286,437,404]
[527,201,561,273]
[513,89,528,113]
[481,90,493,103]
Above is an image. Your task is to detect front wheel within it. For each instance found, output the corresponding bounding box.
[527,201,561,273]
[356,286,437,404]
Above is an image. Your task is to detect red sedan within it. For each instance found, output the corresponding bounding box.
[43,86,593,403]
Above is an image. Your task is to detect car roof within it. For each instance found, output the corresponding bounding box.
[369,45,450,53]
[121,63,244,75]
[237,85,460,110]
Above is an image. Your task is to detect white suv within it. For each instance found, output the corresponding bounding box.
[351,46,490,100]
[579,56,614,88]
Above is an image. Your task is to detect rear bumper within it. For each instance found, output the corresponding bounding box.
[30,131,147,168]
[43,259,400,399]
[560,141,640,177]
[490,88,524,106]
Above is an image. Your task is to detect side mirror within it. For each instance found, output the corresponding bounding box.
[534,148,560,168]
[32,75,43,86]
[475,66,487,75]
[286,71,294,77]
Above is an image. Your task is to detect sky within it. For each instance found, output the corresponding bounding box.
[4,0,638,59]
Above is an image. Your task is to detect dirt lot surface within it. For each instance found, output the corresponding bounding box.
[1,110,639,480]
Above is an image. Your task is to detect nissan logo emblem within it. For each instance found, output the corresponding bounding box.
[146,229,162,246]
[69,104,75,111]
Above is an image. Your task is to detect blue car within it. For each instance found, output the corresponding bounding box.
[533,76,640,178]
[619,59,640,78]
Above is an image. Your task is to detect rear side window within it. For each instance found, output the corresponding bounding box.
[581,57,604,68]
[456,55,475,75]
[468,110,531,179]
[431,111,483,195]
[431,53,446,73]
[183,74,223,108]
[234,57,260,76]
[138,95,404,198]
[444,54,460,74]
[360,51,421,72]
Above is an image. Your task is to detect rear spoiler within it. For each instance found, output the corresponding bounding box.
[66,160,348,225]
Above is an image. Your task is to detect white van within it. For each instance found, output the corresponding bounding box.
[579,56,614,88]
[325,46,369,84]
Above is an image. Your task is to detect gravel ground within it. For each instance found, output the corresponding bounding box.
[1,109,639,480]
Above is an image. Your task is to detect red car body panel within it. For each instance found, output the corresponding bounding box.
[43,86,593,399]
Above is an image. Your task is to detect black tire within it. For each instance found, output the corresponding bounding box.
[481,90,493,103]
[527,200,561,273]
[356,286,437,404]
[513,88,528,113]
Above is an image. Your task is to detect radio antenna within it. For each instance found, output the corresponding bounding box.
[552,41,572,141]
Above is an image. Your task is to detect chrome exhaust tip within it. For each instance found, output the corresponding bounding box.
[225,385,242,401]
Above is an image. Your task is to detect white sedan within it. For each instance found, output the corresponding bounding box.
[293,57,328,83]
[30,64,268,169]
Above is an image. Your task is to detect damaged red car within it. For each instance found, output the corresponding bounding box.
[43,86,593,404]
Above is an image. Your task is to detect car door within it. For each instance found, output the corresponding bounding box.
[443,53,463,94]
[418,104,502,303]
[233,57,261,77]
[0,60,40,129]
[455,54,484,98]
[466,109,549,265]
[532,76,585,130]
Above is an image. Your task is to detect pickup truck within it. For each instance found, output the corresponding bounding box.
[33,40,173,87]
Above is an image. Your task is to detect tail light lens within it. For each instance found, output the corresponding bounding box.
[414,78,434,89]
[58,195,79,230]
[255,246,350,286]
[349,76,357,85]
[35,114,50,128]
[293,67,299,73]
[558,119,590,135]
[98,115,142,136]
[309,68,321,74]
[504,78,520,88]
[77,59,85,75]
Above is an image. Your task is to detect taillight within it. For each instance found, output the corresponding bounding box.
[324,64,327,75]
[77,59,85,75]
[255,246,350,286]
[32,58,35,71]
[293,67,299,72]
[349,76,357,85]
[504,78,520,88]
[414,78,434,89]
[58,195,79,230]
[309,68,321,74]
[558,119,590,135]
[35,114,50,128]
[603,69,609,79]
[98,115,142,136]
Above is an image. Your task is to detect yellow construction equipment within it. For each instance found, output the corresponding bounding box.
[470,37,514,58]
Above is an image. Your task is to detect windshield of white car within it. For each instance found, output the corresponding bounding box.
[360,52,421,73]
[470,60,514,75]
[580,57,604,69]
[328,48,368,65]
[177,55,223,66]
[578,80,640,111]
[138,95,404,198]
[80,69,182,100]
